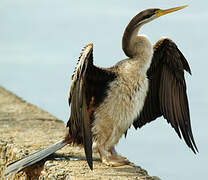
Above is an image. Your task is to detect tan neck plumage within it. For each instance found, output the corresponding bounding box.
[122,14,152,59]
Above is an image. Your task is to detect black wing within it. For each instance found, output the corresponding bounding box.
[133,38,198,153]
[67,43,116,169]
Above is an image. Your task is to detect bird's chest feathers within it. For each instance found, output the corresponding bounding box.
[115,61,149,124]
[94,60,149,134]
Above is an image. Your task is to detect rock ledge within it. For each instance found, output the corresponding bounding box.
[0,86,160,180]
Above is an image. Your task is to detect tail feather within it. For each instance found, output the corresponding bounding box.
[4,140,67,178]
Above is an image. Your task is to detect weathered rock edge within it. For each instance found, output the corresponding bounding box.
[0,86,160,180]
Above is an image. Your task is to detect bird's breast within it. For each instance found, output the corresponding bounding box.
[93,64,149,137]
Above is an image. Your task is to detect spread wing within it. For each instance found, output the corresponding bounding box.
[133,38,198,153]
[67,43,116,169]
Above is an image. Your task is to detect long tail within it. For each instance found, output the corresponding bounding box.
[4,139,67,178]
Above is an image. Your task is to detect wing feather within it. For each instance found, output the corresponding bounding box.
[67,43,117,169]
[68,44,93,169]
[133,38,198,153]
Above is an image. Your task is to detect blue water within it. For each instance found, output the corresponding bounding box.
[1,1,207,179]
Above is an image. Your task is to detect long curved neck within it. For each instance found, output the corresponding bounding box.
[122,14,147,58]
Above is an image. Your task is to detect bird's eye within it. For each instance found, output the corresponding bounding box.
[154,9,161,13]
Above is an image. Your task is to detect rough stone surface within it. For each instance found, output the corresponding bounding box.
[0,86,160,180]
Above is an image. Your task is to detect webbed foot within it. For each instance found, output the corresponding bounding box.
[98,146,130,167]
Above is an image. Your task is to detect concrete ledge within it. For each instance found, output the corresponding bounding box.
[0,86,160,180]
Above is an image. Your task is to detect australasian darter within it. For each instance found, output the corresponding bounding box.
[4,5,198,177]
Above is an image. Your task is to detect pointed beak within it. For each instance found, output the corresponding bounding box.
[155,5,188,18]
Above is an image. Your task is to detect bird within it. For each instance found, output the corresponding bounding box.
[4,5,198,178]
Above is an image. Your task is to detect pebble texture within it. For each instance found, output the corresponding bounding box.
[0,86,160,180]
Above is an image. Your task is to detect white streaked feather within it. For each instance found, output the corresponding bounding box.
[68,43,93,104]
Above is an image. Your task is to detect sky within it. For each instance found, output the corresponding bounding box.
[1,1,207,180]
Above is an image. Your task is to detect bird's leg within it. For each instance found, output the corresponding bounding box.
[108,146,117,156]
[98,145,110,166]
[108,146,130,165]
[98,146,129,167]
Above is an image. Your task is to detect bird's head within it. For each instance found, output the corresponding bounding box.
[122,5,188,58]
[130,5,188,29]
